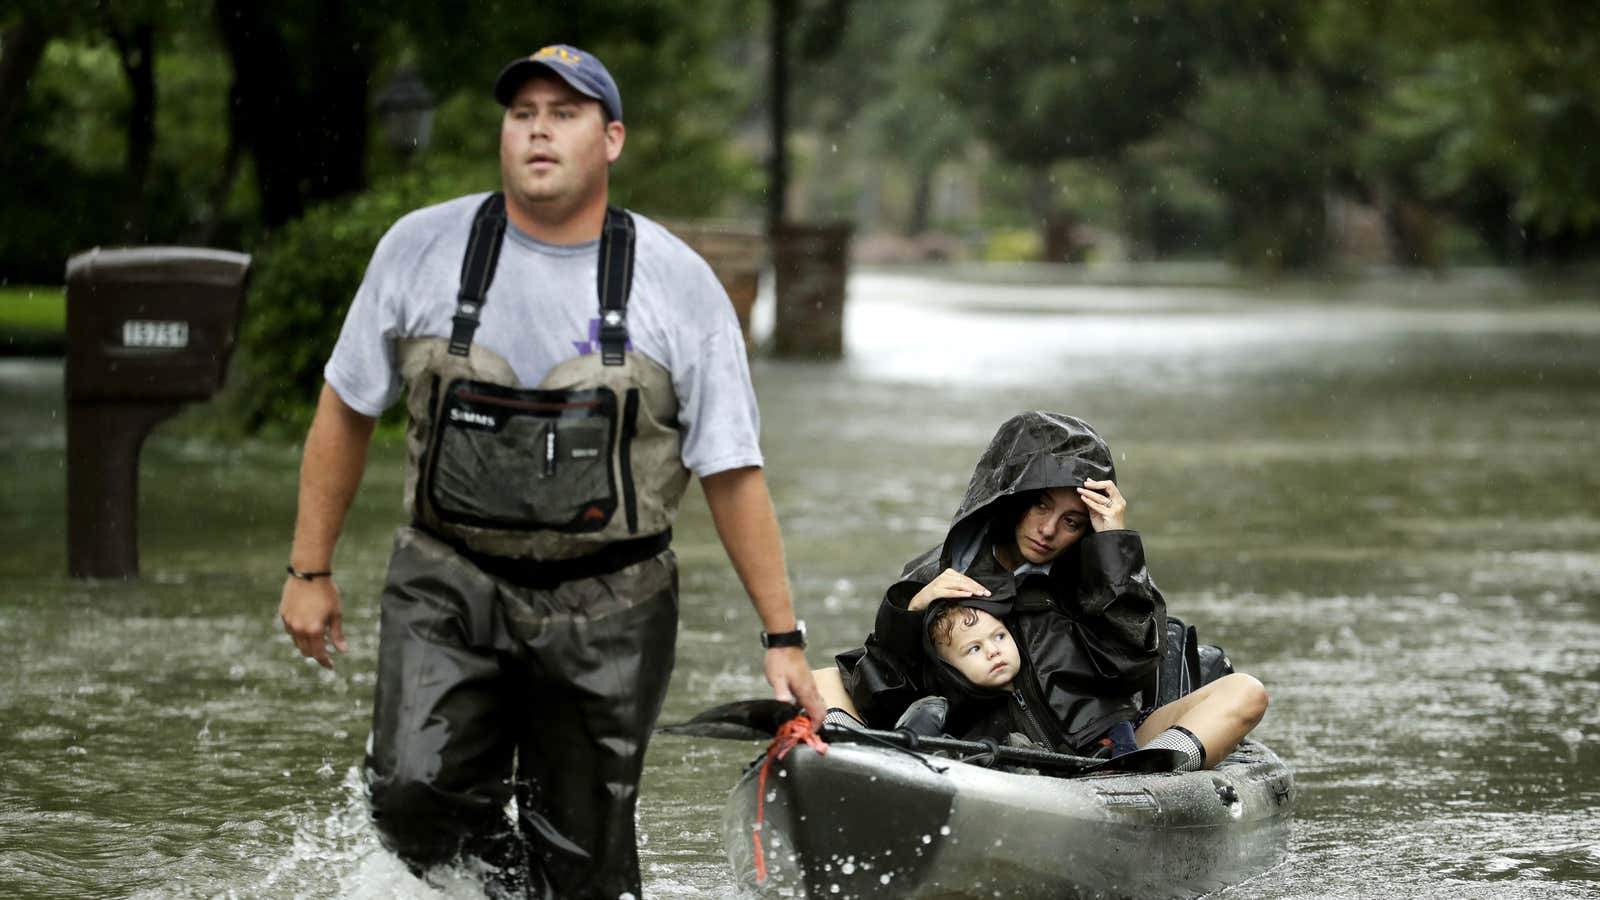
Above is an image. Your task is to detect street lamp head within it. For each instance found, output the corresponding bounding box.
[376,69,436,155]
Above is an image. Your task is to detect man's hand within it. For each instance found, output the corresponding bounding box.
[279,576,348,669]
[700,467,825,722]
[764,646,826,722]
[279,385,374,672]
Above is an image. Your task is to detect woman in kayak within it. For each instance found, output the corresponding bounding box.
[821,411,1267,771]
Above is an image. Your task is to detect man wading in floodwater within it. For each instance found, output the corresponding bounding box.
[277,43,825,898]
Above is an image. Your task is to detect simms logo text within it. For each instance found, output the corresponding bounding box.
[448,408,497,428]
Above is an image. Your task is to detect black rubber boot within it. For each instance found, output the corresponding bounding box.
[894,695,950,737]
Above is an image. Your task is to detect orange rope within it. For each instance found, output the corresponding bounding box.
[752,715,829,884]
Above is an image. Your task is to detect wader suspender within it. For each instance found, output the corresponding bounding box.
[596,205,635,365]
[448,193,635,364]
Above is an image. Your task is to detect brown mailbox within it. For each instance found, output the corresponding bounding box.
[65,247,252,578]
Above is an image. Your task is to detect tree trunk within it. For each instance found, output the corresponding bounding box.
[1383,195,1442,270]
[1027,165,1064,261]
[214,0,303,227]
[1043,211,1083,263]
[213,0,374,228]
[303,0,370,205]
[767,0,794,233]
[1115,164,1152,262]
[0,13,51,150]
[108,20,156,241]
[196,102,242,246]
[906,163,934,236]
[1230,190,1327,271]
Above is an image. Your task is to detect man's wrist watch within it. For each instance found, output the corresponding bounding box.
[760,620,807,650]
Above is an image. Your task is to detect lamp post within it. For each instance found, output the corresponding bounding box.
[375,68,435,161]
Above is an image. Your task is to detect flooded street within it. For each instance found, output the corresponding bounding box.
[3,268,1598,898]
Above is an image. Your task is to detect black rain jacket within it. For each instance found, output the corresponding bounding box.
[835,412,1167,753]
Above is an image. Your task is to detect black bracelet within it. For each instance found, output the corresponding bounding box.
[286,565,333,581]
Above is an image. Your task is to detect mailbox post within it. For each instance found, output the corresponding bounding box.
[65,247,251,578]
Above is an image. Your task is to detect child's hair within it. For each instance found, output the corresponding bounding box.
[928,603,982,648]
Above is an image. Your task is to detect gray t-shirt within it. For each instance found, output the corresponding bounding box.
[324,193,763,477]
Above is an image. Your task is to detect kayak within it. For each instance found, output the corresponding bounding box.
[721,731,1294,899]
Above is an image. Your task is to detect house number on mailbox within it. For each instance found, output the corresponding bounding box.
[121,320,190,349]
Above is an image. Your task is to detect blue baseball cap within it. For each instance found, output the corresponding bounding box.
[493,44,623,122]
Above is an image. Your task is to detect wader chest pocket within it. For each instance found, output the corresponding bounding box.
[428,380,619,532]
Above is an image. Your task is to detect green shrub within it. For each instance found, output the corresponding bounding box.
[232,172,457,436]
[983,228,1042,263]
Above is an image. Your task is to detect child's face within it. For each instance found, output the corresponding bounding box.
[936,608,1021,689]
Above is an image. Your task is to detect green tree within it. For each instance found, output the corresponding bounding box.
[1177,73,1343,268]
[1362,0,1600,260]
[807,0,965,235]
[932,0,1201,258]
[935,0,1197,167]
[1,1,223,278]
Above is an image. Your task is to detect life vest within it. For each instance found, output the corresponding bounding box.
[396,193,690,562]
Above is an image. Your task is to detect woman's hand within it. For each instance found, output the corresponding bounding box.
[908,568,991,611]
[1079,479,1126,532]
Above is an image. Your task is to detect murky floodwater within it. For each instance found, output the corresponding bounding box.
[3,268,1598,899]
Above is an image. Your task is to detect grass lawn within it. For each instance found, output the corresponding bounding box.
[1,285,65,330]
[1,285,66,355]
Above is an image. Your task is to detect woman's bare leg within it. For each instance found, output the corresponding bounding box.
[812,667,863,721]
[1134,673,1268,768]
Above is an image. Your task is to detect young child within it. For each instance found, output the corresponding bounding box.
[915,599,1144,759]
[929,602,1020,691]
[910,599,1043,746]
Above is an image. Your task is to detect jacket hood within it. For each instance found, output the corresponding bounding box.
[943,412,1116,574]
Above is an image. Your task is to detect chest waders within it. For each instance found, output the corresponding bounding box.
[397,193,690,566]
[367,194,685,899]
